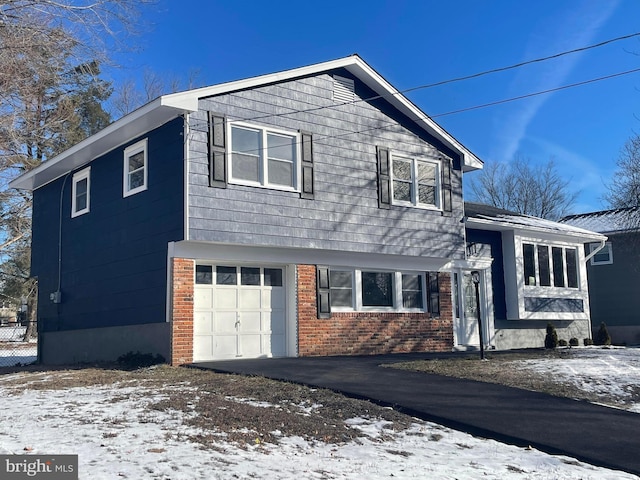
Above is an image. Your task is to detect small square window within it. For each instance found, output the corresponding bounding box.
[590,242,613,265]
[71,167,90,217]
[241,267,260,286]
[216,266,237,285]
[123,139,148,197]
[264,268,283,287]
[195,265,213,285]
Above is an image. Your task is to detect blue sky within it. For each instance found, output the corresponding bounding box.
[107,0,640,214]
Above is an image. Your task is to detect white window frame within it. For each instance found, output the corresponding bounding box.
[123,138,148,197]
[589,242,613,265]
[391,155,441,209]
[522,241,580,290]
[329,269,427,312]
[71,167,91,218]
[228,121,301,192]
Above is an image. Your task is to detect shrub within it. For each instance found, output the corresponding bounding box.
[584,338,594,346]
[558,339,568,347]
[569,337,579,347]
[594,322,612,346]
[117,351,166,370]
[544,323,559,349]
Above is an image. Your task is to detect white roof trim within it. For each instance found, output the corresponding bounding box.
[11,54,482,191]
[466,217,607,242]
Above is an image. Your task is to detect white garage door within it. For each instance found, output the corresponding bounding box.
[193,265,287,361]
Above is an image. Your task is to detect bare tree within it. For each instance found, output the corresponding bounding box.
[468,156,579,220]
[605,132,640,209]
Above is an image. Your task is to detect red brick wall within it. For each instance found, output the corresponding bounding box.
[297,265,453,356]
[170,258,194,366]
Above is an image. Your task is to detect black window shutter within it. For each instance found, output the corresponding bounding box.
[427,272,440,316]
[208,111,227,188]
[316,265,331,319]
[377,146,391,209]
[300,131,314,199]
[441,157,452,213]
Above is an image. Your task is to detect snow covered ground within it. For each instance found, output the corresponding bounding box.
[0,325,36,367]
[0,348,638,479]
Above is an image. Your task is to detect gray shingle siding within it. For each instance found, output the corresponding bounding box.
[187,71,465,259]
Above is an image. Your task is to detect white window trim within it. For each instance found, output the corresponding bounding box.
[589,242,613,265]
[228,121,301,192]
[123,138,148,197]
[391,154,441,210]
[522,240,580,291]
[71,167,91,218]
[329,268,427,313]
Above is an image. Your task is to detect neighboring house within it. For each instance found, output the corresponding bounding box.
[463,203,607,350]
[11,55,486,365]
[561,207,640,345]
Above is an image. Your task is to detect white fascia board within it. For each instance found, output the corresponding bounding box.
[171,240,452,272]
[342,59,483,172]
[466,217,608,243]
[10,98,191,191]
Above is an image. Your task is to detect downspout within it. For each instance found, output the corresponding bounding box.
[584,238,607,264]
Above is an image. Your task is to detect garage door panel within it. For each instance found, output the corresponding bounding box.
[194,288,214,308]
[239,289,261,309]
[194,311,214,335]
[214,311,237,333]
[215,289,238,309]
[239,334,262,357]
[239,312,261,332]
[214,335,238,358]
[194,335,214,361]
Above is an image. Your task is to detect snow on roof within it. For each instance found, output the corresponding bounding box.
[465,202,606,240]
[560,207,640,234]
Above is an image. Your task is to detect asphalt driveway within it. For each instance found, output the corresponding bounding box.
[194,352,640,477]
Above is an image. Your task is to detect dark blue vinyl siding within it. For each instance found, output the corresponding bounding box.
[466,228,507,320]
[31,117,185,332]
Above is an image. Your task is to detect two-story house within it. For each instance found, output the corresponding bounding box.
[11,55,487,365]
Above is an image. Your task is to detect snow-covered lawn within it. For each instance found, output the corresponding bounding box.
[0,348,638,479]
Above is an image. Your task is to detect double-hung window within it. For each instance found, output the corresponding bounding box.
[392,155,440,208]
[71,167,90,217]
[229,122,299,191]
[329,269,426,311]
[123,139,148,197]
[522,242,579,289]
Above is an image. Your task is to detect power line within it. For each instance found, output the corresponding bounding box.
[239,31,640,124]
[431,67,640,118]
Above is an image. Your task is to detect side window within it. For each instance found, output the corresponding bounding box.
[391,155,440,209]
[123,138,148,197]
[522,241,580,289]
[71,167,91,218]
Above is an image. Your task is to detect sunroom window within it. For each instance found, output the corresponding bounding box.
[522,242,579,289]
[229,122,299,190]
[392,155,440,208]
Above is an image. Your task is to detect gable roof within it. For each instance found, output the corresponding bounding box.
[560,207,640,234]
[10,54,483,191]
[465,202,607,241]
